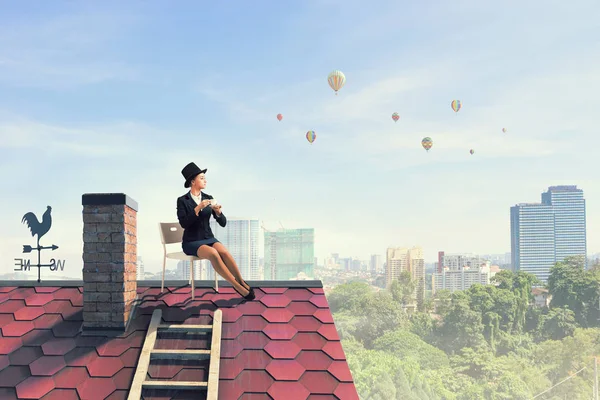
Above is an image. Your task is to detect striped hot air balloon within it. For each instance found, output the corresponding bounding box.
[327,70,346,95]
[451,100,462,114]
[470,149,475,155]
[502,127,507,133]
[306,130,316,144]
[392,112,400,123]
[421,137,433,152]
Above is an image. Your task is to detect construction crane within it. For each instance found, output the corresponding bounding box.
[278,221,285,230]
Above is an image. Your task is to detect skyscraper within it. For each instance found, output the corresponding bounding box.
[511,185,587,283]
[264,228,315,280]
[201,218,260,280]
[385,246,425,301]
[542,185,587,267]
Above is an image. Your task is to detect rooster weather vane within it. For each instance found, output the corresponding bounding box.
[18,205,63,282]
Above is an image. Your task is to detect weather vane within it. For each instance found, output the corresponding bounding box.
[14,206,65,282]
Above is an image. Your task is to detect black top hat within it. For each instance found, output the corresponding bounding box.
[181,162,207,188]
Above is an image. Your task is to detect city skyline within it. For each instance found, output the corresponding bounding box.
[1,2,599,279]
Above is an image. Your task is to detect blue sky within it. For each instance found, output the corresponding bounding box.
[1,0,599,277]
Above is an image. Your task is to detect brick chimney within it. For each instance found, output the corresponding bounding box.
[81,193,138,331]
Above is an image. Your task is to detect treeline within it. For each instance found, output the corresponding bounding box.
[330,256,600,399]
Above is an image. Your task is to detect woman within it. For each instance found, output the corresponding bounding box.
[177,162,255,301]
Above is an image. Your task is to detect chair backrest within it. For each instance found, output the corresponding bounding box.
[159,222,184,245]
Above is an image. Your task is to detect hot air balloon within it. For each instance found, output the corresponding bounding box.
[502,127,507,133]
[327,70,346,95]
[421,137,433,152]
[392,112,400,123]
[470,149,475,155]
[451,100,462,114]
[277,114,283,121]
[306,130,316,144]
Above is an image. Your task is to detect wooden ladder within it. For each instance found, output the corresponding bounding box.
[128,308,222,400]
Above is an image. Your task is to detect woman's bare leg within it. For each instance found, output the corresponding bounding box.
[212,242,249,290]
[197,245,249,296]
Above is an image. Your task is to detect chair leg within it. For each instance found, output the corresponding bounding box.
[191,260,195,299]
[161,256,166,293]
[215,275,218,293]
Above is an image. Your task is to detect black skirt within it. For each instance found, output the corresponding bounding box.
[182,238,220,256]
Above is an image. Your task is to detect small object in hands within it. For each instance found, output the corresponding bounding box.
[210,199,218,206]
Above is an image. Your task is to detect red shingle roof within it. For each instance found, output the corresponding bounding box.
[0,285,359,399]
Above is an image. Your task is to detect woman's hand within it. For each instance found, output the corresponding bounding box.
[213,204,222,216]
[194,200,212,216]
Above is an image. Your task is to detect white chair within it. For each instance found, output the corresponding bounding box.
[159,222,219,299]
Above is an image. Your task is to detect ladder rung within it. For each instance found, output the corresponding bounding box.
[150,349,211,359]
[158,324,212,331]
[142,380,208,390]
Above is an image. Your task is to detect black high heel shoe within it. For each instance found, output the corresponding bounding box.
[233,280,255,301]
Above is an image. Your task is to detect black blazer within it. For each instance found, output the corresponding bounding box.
[177,191,227,243]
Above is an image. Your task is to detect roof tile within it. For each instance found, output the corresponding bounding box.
[333,382,360,400]
[235,370,274,392]
[0,354,8,370]
[238,315,268,332]
[309,295,329,309]
[41,338,76,356]
[221,308,243,323]
[32,314,63,330]
[0,313,14,328]
[317,325,340,341]
[313,310,334,324]
[0,365,30,387]
[327,361,354,382]
[8,346,43,365]
[321,342,345,361]
[284,289,314,301]
[2,321,35,337]
[300,371,339,394]
[33,287,60,294]
[13,307,45,321]
[236,301,267,315]
[266,360,305,381]
[15,376,55,399]
[0,287,17,293]
[0,300,25,313]
[41,388,79,400]
[290,316,322,332]
[220,339,244,359]
[0,337,23,355]
[29,356,66,376]
[287,302,318,316]
[0,388,17,400]
[219,358,245,380]
[260,288,288,294]
[236,332,270,350]
[105,389,128,400]
[307,288,324,295]
[111,367,134,390]
[52,366,89,389]
[218,379,245,400]
[263,323,298,340]
[264,341,301,359]
[233,350,272,370]
[76,377,117,400]
[268,381,310,400]
[87,356,124,377]
[260,295,292,308]
[262,308,294,323]
[24,294,55,307]
[296,351,333,371]
[292,333,328,351]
